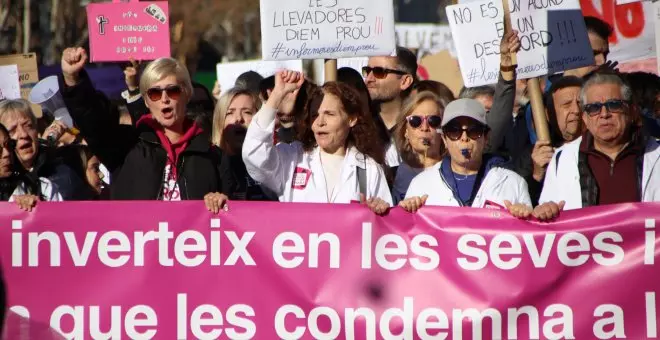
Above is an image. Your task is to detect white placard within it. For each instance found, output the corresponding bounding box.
[315,57,369,83]
[394,24,455,55]
[655,1,660,74]
[260,0,396,60]
[616,0,642,5]
[0,65,21,100]
[447,0,594,87]
[216,60,304,92]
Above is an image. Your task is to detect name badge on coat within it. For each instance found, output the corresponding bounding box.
[292,167,312,190]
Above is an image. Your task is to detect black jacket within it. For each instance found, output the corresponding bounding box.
[59,71,235,200]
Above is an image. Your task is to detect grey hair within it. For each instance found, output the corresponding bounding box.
[580,73,632,106]
[459,85,495,100]
[0,99,37,126]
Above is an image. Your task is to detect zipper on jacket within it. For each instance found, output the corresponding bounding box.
[439,172,464,207]
[610,161,614,176]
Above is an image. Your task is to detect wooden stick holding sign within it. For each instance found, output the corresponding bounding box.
[324,59,337,82]
[501,0,550,142]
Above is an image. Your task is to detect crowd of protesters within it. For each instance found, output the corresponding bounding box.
[0,15,657,223]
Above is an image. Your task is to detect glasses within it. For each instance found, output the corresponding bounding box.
[362,66,407,79]
[146,85,183,101]
[406,115,442,129]
[442,125,488,141]
[583,99,628,116]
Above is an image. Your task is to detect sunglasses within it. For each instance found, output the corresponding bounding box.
[146,85,183,102]
[406,115,442,129]
[442,125,488,141]
[583,99,628,116]
[362,66,407,79]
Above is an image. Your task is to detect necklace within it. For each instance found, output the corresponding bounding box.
[453,173,470,181]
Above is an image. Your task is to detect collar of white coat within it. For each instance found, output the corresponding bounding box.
[309,145,368,169]
[561,135,660,189]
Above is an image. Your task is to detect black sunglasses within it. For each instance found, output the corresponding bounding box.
[442,125,488,141]
[406,115,442,129]
[146,85,183,101]
[583,99,628,116]
[362,66,407,79]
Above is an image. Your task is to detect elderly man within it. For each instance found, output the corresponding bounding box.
[538,72,660,215]
[0,99,82,200]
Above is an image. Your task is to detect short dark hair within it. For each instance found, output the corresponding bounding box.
[395,46,418,80]
[235,71,264,95]
[544,76,584,146]
[584,16,613,41]
[259,75,275,100]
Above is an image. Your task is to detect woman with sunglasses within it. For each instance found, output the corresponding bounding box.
[59,47,234,212]
[0,124,62,211]
[242,71,392,213]
[391,91,445,204]
[400,98,531,211]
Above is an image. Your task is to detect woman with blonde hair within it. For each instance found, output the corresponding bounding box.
[212,87,275,200]
[58,47,235,212]
[390,91,446,203]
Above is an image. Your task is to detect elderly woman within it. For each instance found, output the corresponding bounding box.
[59,47,234,212]
[242,71,392,212]
[0,123,62,211]
[212,87,276,201]
[400,98,531,211]
[0,99,82,200]
[391,91,445,204]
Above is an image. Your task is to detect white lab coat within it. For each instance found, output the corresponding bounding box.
[242,107,393,205]
[540,136,660,210]
[406,162,532,208]
[8,177,63,202]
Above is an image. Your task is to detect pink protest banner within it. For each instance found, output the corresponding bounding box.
[0,201,659,339]
[86,1,170,62]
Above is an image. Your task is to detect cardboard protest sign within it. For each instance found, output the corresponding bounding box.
[395,24,455,55]
[260,0,396,60]
[86,1,171,62]
[215,60,304,93]
[419,50,464,96]
[0,65,21,101]
[447,0,594,87]
[0,53,41,117]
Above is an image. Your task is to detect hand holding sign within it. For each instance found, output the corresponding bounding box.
[123,57,140,92]
[500,30,521,67]
[61,47,88,86]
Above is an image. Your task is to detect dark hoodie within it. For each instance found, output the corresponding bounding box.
[59,69,235,200]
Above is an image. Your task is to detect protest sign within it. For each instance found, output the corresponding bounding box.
[1,201,659,338]
[260,0,396,60]
[86,1,171,62]
[215,60,303,93]
[581,0,654,62]
[0,53,41,117]
[0,65,22,101]
[394,24,455,55]
[419,50,464,95]
[448,0,594,87]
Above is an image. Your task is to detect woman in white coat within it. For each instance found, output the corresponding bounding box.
[400,98,531,211]
[242,70,392,213]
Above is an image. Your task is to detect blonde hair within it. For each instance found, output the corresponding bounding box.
[394,91,446,168]
[211,87,262,150]
[0,99,37,126]
[139,58,193,102]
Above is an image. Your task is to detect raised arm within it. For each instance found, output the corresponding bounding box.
[241,70,305,195]
[58,47,135,172]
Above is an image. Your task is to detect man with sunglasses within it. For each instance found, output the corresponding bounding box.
[539,72,660,216]
[400,99,531,211]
